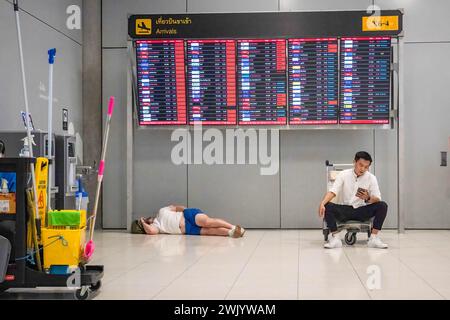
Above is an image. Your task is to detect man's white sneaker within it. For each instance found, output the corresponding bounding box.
[324,235,342,249]
[368,236,388,249]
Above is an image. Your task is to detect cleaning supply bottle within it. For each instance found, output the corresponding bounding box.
[0,179,8,193]
[75,177,89,212]
[19,135,35,157]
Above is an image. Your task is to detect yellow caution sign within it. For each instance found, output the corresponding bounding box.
[34,157,49,227]
[136,18,152,35]
[27,158,49,249]
[362,16,399,31]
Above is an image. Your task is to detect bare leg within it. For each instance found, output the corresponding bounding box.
[200,227,230,236]
[195,214,234,229]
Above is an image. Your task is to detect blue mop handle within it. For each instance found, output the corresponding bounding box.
[48,48,56,64]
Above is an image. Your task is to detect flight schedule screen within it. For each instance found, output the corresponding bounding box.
[288,38,338,125]
[135,39,186,125]
[237,39,287,125]
[134,36,393,127]
[187,40,237,125]
[339,37,391,124]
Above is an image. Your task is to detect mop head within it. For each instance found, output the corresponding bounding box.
[83,240,95,261]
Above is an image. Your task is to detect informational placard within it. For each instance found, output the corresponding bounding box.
[187,40,237,125]
[237,39,287,125]
[135,39,186,125]
[339,37,391,124]
[288,38,338,125]
[129,11,403,39]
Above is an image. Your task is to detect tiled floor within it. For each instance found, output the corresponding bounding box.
[1,229,450,300]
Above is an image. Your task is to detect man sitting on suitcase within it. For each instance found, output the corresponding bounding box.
[318,151,388,249]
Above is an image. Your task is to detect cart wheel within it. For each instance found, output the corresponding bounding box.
[90,280,102,292]
[345,232,357,245]
[75,287,89,300]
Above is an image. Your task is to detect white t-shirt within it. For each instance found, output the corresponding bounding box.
[329,169,381,208]
[151,206,183,234]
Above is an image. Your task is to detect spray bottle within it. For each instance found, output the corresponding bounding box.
[19,135,35,157]
[75,176,89,212]
[0,179,8,194]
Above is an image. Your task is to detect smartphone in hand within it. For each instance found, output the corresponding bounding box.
[356,187,368,196]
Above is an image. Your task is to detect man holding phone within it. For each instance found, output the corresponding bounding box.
[318,151,388,249]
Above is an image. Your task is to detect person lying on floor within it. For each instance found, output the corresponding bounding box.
[318,151,389,249]
[134,205,245,238]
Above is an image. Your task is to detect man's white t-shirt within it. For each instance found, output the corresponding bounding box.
[152,206,183,234]
[329,169,381,208]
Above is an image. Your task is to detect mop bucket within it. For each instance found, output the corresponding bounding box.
[41,210,86,270]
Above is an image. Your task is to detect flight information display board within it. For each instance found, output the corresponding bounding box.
[187,40,237,125]
[339,37,391,124]
[237,39,287,125]
[135,39,186,125]
[288,38,338,125]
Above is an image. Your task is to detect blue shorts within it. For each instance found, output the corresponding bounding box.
[183,208,203,235]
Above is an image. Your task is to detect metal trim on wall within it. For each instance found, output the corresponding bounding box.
[126,41,134,231]
[398,37,405,233]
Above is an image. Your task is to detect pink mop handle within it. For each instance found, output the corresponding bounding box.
[97,96,114,179]
[108,96,115,117]
[96,96,114,180]
[88,96,115,242]
[98,160,105,180]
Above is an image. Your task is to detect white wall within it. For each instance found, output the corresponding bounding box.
[0,0,82,136]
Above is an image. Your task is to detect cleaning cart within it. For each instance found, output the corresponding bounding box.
[323,160,373,245]
[1,0,104,299]
[0,158,103,300]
